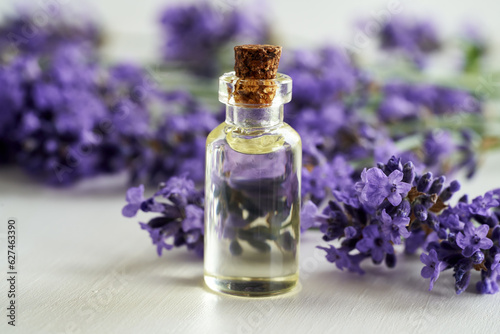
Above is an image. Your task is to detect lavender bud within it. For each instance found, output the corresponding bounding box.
[439,180,461,202]
[472,251,485,265]
[386,156,402,173]
[426,212,439,229]
[486,214,499,228]
[428,176,446,195]
[492,227,500,243]
[402,161,415,184]
[396,199,411,217]
[448,232,456,243]
[385,253,397,268]
[420,194,436,209]
[417,172,433,193]
[455,270,471,295]
[439,189,452,201]
[450,180,461,192]
[438,228,448,239]
[344,226,357,239]
[414,204,428,221]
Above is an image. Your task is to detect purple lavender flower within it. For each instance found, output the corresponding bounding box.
[122,185,146,217]
[377,94,419,122]
[420,249,444,290]
[378,82,481,121]
[355,167,412,207]
[0,9,101,55]
[317,245,351,271]
[356,225,394,263]
[380,209,410,244]
[453,258,473,294]
[123,175,205,257]
[156,174,201,204]
[281,46,369,147]
[182,204,204,232]
[139,222,174,256]
[130,92,218,185]
[300,200,318,233]
[476,273,499,295]
[302,156,353,203]
[300,165,331,201]
[318,245,366,274]
[318,201,349,241]
[404,230,427,254]
[423,130,455,166]
[379,18,440,68]
[469,192,499,216]
[0,34,163,185]
[456,223,493,257]
[159,2,269,77]
[439,211,463,231]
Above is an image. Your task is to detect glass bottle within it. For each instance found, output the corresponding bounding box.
[204,68,302,297]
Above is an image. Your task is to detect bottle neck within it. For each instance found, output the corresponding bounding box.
[225,105,284,128]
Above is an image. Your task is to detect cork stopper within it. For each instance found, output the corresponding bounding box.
[233,44,282,106]
[234,45,282,79]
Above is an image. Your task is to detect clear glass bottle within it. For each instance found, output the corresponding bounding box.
[204,71,302,296]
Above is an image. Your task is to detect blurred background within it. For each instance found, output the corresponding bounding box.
[1,0,500,61]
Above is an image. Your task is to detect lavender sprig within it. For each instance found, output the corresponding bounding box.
[122,175,204,257]
[304,156,500,294]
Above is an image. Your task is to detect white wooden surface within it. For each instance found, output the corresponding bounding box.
[1,152,500,334]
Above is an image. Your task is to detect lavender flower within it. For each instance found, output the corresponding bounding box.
[356,225,394,263]
[355,168,412,207]
[420,249,444,291]
[317,245,351,271]
[455,223,493,257]
[378,82,481,122]
[139,222,174,256]
[469,192,499,216]
[0,9,101,56]
[122,175,204,257]
[380,209,410,244]
[0,30,169,185]
[301,200,318,233]
[378,18,441,68]
[314,156,498,294]
[122,185,146,217]
[159,2,269,77]
[130,91,219,185]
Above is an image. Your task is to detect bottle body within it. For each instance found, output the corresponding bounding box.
[204,116,301,296]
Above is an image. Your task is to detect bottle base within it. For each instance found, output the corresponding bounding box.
[204,274,298,297]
